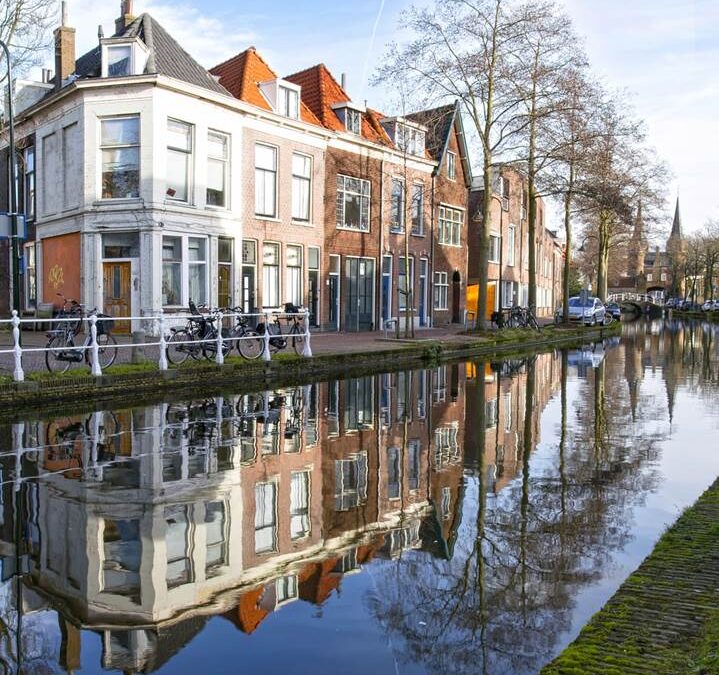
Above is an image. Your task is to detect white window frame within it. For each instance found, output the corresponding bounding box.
[291,152,312,222]
[411,183,424,236]
[346,108,361,134]
[262,242,281,308]
[286,244,303,307]
[99,115,140,200]
[166,119,193,203]
[398,255,414,312]
[447,151,456,180]
[489,234,501,263]
[206,130,229,209]
[438,205,463,247]
[507,225,516,266]
[336,174,370,232]
[106,44,133,77]
[255,143,278,218]
[434,271,448,310]
[390,178,405,234]
[23,242,36,310]
[161,234,209,307]
[278,85,299,119]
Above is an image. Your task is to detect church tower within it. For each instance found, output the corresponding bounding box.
[627,200,646,280]
[666,197,686,295]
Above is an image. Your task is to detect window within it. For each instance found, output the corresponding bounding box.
[434,271,448,310]
[207,131,228,207]
[218,237,233,308]
[255,144,277,217]
[438,205,462,246]
[23,146,35,219]
[504,391,512,431]
[279,85,299,119]
[647,273,653,282]
[166,119,192,202]
[292,153,311,222]
[290,471,310,539]
[485,398,498,428]
[447,151,456,180]
[489,235,501,263]
[398,256,414,311]
[390,178,405,233]
[336,174,370,231]
[24,243,36,309]
[205,501,227,576]
[107,45,132,77]
[276,575,298,604]
[102,518,141,597]
[521,189,528,221]
[507,225,516,266]
[286,244,302,306]
[255,482,277,553]
[346,108,361,134]
[660,272,667,281]
[101,116,140,199]
[263,243,280,308]
[62,123,79,208]
[102,232,139,258]
[188,237,207,304]
[165,505,192,588]
[411,184,424,235]
[387,446,401,499]
[162,236,182,306]
[500,177,510,210]
[396,123,425,156]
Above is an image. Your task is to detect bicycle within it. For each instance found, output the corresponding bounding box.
[226,308,264,360]
[45,294,118,373]
[166,301,231,365]
[506,305,541,331]
[256,303,308,356]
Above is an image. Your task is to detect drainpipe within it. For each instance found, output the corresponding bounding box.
[378,157,385,331]
[429,173,436,327]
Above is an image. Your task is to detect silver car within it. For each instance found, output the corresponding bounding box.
[565,296,606,325]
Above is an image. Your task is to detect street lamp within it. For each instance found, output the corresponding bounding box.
[0,38,20,312]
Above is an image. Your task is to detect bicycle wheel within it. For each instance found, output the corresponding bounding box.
[291,326,306,356]
[166,329,192,365]
[528,314,541,331]
[45,335,73,374]
[235,329,264,360]
[96,333,118,368]
[201,327,219,361]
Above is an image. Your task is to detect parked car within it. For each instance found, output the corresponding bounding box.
[702,300,719,311]
[558,296,606,326]
[605,302,622,320]
[665,297,679,309]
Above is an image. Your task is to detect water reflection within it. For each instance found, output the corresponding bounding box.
[0,318,717,674]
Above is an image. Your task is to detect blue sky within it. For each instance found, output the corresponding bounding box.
[59,0,718,237]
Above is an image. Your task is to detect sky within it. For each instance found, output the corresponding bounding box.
[36,0,719,237]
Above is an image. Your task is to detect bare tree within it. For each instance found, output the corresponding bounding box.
[377,0,530,329]
[0,0,57,82]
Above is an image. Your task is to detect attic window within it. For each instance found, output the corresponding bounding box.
[396,123,425,157]
[346,109,361,135]
[107,45,132,77]
[279,86,299,119]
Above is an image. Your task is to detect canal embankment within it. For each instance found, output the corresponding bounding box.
[543,477,719,675]
[0,323,618,420]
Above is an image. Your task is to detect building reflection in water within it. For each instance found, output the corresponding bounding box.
[0,319,715,673]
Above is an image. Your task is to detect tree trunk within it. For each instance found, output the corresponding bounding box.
[596,210,610,301]
[527,61,539,311]
[477,154,493,330]
[562,169,574,322]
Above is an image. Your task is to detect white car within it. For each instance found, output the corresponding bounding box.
[560,296,607,326]
[702,300,719,311]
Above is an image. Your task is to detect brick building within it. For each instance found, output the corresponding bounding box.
[468,165,564,319]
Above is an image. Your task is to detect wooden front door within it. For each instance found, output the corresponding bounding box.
[486,283,496,320]
[103,261,132,333]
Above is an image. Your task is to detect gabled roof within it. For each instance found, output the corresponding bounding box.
[406,101,473,185]
[74,14,228,95]
[211,48,321,126]
[285,63,393,146]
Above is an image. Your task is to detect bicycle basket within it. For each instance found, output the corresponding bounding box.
[284,302,300,314]
[96,313,115,335]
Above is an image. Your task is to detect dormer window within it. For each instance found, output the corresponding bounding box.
[346,109,361,134]
[101,38,148,78]
[384,119,426,157]
[107,45,132,77]
[279,85,299,119]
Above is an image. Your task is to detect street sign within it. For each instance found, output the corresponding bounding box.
[0,213,27,239]
[580,288,589,307]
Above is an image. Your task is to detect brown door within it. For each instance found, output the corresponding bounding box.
[103,262,131,333]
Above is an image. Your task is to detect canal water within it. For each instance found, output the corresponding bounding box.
[0,319,716,674]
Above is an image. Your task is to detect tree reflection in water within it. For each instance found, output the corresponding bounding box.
[0,320,716,674]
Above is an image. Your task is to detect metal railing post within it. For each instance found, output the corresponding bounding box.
[302,309,312,357]
[262,312,271,362]
[158,314,168,371]
[89,314,102,376]
[11,310,24,382]
[215,310,225,365]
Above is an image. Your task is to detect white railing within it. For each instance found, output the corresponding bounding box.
[0,307,313,382]
[607,293,664,305]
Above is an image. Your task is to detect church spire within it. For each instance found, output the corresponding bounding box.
[670,197,682,239]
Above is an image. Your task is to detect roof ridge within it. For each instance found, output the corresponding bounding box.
[211,46,256,72]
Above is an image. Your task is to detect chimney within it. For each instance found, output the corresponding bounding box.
[53,1,76,89]
[115,0,135,35]
[340,73,347,91]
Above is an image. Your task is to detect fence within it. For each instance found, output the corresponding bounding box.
[0,308,313,382]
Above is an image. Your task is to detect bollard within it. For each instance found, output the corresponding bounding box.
[302,309,313,357]
[215,310,225,365]
[131,330,147,364]
[158,314,168,371]
[11,310,24,382]
[89,314,102,376]
[262,312,271,362]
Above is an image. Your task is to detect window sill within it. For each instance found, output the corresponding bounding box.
[93,197,142,206]
[438,242,462,248]
[411,232,426,238]
[165,198,194,207]
[206,205,230,212]
[292,220,315,227]
[336,226,370,233]
[255,215,282,223]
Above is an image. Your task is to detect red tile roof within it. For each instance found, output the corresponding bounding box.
[285,63,394,146]
[210,48,321,126]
